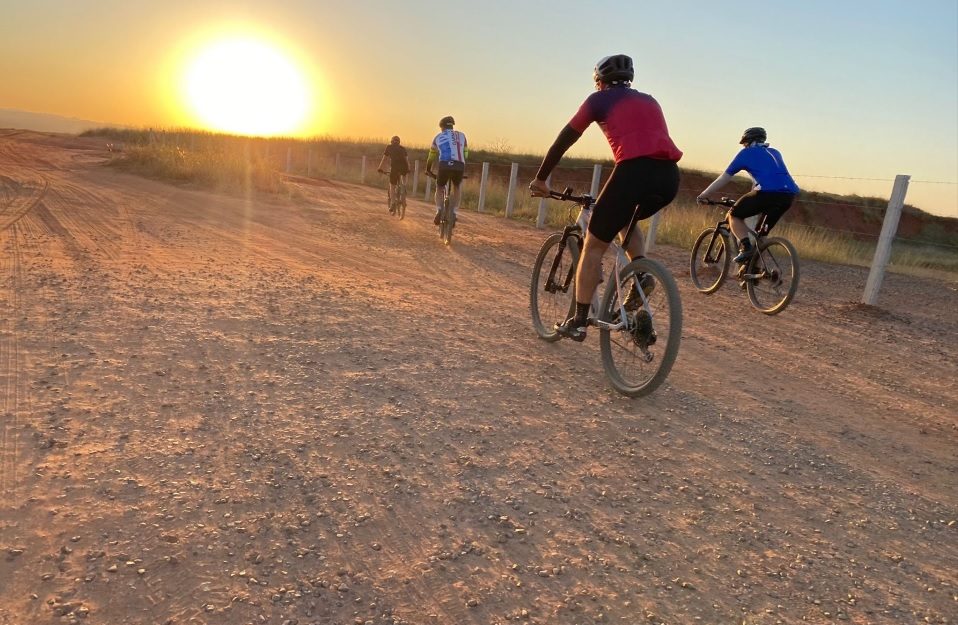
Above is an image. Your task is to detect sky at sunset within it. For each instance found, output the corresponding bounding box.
[1,0,956,216]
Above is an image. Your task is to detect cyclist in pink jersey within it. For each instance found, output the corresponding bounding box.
[530,54,683,341]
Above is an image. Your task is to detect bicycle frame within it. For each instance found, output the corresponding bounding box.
[547,197,645,333]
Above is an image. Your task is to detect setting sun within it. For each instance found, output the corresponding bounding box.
[182,37,312,136]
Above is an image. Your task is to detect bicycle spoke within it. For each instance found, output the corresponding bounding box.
[746,238,799,314]
[690,227,730,293]
[529,233,577,342]
[599,259,682,397]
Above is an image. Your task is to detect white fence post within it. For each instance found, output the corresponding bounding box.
[286,147,293,173]
[360,156,367,183]
[424,174,432,200]
[334,153,340,178]
[307,148,313,177]
[477,162,490,213]
[412,160,420,195]
[590,164,602,197]
[645,211,663,252]
[505,162,519,218]
[862,174,910,306]
[536,174,552,229]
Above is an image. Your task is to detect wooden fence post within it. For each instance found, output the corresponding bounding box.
[477,162,490,212]
[360,155,367,183]
[286,147,293,174]
[412,160,420,195]
[862,174,910,306]
[334,153,340,178]
[505,163,519,218]
[424,174,432,200]
[307,148,313,177]
[536,174,552,229]
[590,164,602,197]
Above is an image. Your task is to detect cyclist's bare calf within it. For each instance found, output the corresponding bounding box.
[576,224,645,307]
[434,182,462,216]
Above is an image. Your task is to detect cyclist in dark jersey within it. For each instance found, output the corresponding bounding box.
[530,54,683,342]
[377,136,410,213]
[697,127,799,263]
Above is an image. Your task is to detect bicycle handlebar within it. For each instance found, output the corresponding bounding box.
[543,187,594,206]
[698,197,736,207]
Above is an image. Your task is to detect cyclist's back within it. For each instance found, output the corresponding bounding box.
[432,128,467,164]
[426,116,468,224]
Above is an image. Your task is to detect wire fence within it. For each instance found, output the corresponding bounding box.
[101,129,957,288]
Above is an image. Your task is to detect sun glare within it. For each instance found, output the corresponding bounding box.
[183,37,312,136]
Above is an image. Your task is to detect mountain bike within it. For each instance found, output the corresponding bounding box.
[426,170,464,245]
[379,170,407,219]
[529,188,682,397]
[691,197,800,314]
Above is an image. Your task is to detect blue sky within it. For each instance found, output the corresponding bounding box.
[1,0,956,215]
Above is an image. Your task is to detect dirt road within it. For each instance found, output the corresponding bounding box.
[0,131,955,625]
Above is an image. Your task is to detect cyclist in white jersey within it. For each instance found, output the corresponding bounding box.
[425,116,468,225]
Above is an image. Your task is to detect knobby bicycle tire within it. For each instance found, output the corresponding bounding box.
[746,236,800,315]
[598,258,682,397]
[690,227,731,294]
[529,232,580,342]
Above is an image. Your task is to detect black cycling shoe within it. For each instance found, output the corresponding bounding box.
[733,246,755,264]
[624,272,656,312]
[433,212,441,225]
[555,316,588,342]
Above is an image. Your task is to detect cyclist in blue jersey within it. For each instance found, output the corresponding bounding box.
[425,116,468,225]
[530,54,683,342]
[697,127,800,263]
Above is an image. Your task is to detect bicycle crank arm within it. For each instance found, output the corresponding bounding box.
[591,319,626,332]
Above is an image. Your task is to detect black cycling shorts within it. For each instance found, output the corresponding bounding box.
[389,170,406,185]
[436,160,465,187]
[731,190,796,233]
[588,157,680,243]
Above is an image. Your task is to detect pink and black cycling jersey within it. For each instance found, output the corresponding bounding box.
[568,88,683,163]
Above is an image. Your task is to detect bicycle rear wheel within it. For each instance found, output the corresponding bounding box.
[398,185,406,220]
[689,227,730,293]
[598,258,682,397]
[529,232,579,342]
[745,237,799,315]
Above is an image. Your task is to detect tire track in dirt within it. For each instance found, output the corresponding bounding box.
[0,222,25,505]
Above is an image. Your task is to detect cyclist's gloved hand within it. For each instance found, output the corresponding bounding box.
[377,168,384,174]
[529,178,551,197]
[695,195,709,204]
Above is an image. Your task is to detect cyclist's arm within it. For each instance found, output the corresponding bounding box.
[699,172,734,198]
[425,146,438,173]
[377,155,388,171]
[534,124,582,181]
[699,151,746,198]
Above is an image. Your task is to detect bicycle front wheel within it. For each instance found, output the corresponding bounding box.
[529,232,579,342]
[746,237,799,315]
[398,186,406,219]
[598,258,682,397]
[689,227,730,293]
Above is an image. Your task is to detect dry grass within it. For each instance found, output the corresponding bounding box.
[86,128,956,277]
[652,201,958,278]
[110,143,282,195]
